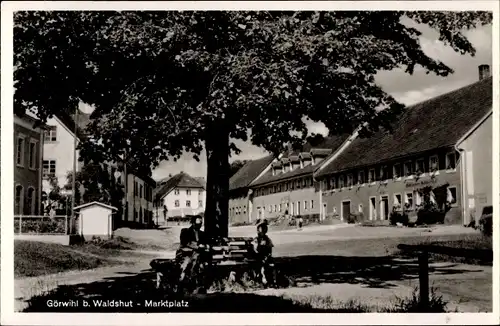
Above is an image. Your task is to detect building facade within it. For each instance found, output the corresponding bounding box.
[315,69,492,226]
[249,135,349,221]
[154,172,206,221]
[229,155,274,224]
[14,114,44,216]
[456,112,493,225]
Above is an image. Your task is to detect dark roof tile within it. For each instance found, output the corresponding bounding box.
[154,172,205,200]
[229,155,274,191]
[316,77,493,177]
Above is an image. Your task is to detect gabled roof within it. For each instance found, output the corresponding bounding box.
[154,172,205,201]
[74,201,117,211]
[250,134,350,187]
[229,155,274,191]
[55,109,91,140]
[316,76,493,177]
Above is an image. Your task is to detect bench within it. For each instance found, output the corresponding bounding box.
[150,236,256,290]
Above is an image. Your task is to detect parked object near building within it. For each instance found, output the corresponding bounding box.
[315,66,492,226]
[74,201,117,240]
[153,172,206,223]
[14,114,45,216]
[229,155,274,225]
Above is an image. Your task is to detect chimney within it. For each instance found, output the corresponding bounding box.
[479,64,490,80]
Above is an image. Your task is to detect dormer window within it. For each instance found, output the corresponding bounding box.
[300,160,304,169]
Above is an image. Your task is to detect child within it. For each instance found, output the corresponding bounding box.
[253,219,274,285]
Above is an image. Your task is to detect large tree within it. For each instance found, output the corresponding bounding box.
[14,11,491,239]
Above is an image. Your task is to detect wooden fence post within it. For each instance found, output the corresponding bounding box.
[418,250,429,310]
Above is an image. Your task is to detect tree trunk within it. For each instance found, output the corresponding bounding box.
[204,122,230,241]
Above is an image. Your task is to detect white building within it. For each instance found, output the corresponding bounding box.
[153,172,206,222]
[42,109,155,227]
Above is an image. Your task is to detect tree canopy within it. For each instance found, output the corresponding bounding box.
[14,10,492,237]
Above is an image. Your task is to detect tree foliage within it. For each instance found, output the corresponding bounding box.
[14,10,492,237]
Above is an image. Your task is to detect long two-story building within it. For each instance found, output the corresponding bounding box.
[315,67,493,225]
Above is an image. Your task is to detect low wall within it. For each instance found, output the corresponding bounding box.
[15,234,85,245]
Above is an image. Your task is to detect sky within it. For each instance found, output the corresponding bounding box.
[81,21,492,181]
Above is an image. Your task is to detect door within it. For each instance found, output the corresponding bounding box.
[380,196,389,220]
[342,201,351,221]
[369,197,376,220]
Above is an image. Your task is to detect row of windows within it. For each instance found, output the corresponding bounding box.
[133,207,154,223]
[133,181,153,201]
[254,177,314,197]
[174,199,203,208]
[323,153,457,191]
[14,185,37,215]
[16,135,38,170]
[258,200,315,214]
[230,206,246,216]
[173,188,203,196]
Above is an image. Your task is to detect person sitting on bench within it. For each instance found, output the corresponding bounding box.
[176,215,208,288]
[252,219,274,285]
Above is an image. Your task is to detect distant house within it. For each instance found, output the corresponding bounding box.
[154,172,206,221]
[314,65,492,225]
[42,108,155,226]
[14,114,45,216]
[229,155,274,224]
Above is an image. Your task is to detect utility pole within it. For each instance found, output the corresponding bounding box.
[70,107,78,233]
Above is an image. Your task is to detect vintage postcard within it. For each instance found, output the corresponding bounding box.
[1,1,499,325]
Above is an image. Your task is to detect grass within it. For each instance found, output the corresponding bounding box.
[14,240,147,278]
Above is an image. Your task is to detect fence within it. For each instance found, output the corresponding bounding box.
[14,215,77,235]
[397,244,493,310]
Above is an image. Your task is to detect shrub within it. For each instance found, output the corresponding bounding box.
[389,211,409,226]
[416,202,445,225]
[384,286,448,313]
[479,213,492,237]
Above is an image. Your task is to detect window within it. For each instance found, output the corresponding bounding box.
[42,160,56,178]
[186,189,191,196]
[339,175,345,188]
[429,155,439,173]
[186,200,191,207]
[357,171,365,184]
[278,184,282,192]
[309,178,314,187]
[284,182,288,191]
[199,200,203,207]
[268,205,272,213]
[302,178,307,187]
[379,165,389,180]
[27,187,35,215]
[174,189,180,195]
[44,126,57,142]
[243,206,247,214]
[404,161,413,177]
[446,152,457,170]
[347,174,354,187]
[296,179,301,189]
[447,187,457,205]
[304,200,308,210]
[139,208,143,221]
[393,164,402,179]
[394,194,402,210]
[278,204,281,212]
[15,185,23,215]
[134,209,138,221]
[133,181,138,196]
[415,158,425,174]
[28,140,37,169]
[140,185,143,198]
[274,204,277,212]
[16,136,25,166]
[368,169,376,183]
[405,192,413,210]
[311,200,314,209]
[175,200,180,207]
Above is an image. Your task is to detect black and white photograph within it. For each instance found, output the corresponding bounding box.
[1,1,498,325]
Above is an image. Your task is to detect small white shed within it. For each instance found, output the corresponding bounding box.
[74,202,117,240]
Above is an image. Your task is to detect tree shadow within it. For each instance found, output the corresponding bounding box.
[22,255,483,312]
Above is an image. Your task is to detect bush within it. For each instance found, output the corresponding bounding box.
[416,202,445,225]
[15,218,66,234]
[384,286,448,312]
[479,213,492,237]
[389,211,409,226]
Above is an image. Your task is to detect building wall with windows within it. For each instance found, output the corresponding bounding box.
[160,187,205,217]
[42,116,83,191]
[14,115,44,216]
[251,176,320,221]
[123,173,155,225]
[456,112,493,225]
